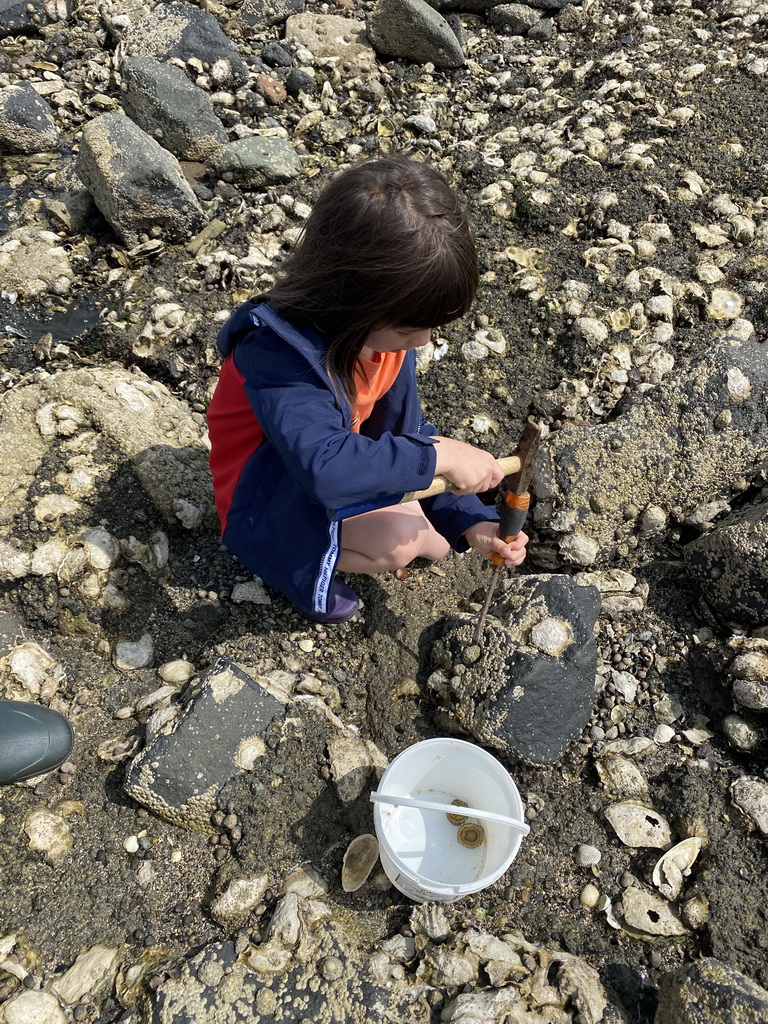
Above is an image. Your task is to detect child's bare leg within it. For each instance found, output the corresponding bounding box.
[337,502,450,574]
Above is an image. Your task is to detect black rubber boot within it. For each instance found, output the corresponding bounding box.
[0,700,74,784]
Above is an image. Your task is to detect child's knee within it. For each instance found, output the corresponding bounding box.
[390,517,448,566]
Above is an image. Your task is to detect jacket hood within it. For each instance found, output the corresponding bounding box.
[217,301,330,382]
[216,300,260,359]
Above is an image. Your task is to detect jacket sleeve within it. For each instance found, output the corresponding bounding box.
[234,328,438,511]
[416,404,501,549]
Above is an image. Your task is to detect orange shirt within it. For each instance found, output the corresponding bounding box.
[351,350,406,432]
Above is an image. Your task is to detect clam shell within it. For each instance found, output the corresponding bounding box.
[651,837,703,901]
[341,834,379,893]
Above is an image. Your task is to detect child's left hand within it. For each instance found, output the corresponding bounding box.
[464,522,528,567]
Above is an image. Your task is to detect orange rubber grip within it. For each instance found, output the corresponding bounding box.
[490,490,530,567]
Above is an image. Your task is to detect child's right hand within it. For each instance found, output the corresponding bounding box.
[431,436,505,495]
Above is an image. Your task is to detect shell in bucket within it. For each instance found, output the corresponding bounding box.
[371,737,527,903]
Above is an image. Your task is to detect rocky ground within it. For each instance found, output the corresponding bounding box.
[2,0,768,1021]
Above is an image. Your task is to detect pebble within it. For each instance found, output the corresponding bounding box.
[123,836,140,854]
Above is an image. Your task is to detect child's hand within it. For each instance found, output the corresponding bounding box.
[431,437,505,495]
[464,522,528,567]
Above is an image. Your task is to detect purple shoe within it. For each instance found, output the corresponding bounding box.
[299,579,359,624]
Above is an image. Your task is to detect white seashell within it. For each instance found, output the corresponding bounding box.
[4,642,65,699]
[158,659,195,684]
[729,215,755,242]
[113,634,154,672]
[690,223,730,247]
[572,317,608,347]
[731,651,768,680]
[732,678,768,711]
[596,755,648,799]
[652,837,704,901]
[707,288,743,320]
[24,807,72,866]
[731,777,768,835]
[57,547,89,584]
[210,874,270,930]
[341,834,379,892]
[34,493,79,523]
[644,295,674,321]
[618,888,689,936]
[0,540,32,580]
[725,366,751,402]
[97,734,140,763]
[723,714,763,751]
[31,538,69,576]
[696,262,724,284]
[605,802,672,848]
[173,499,203,530]
[529,617,574,657]
[76,527,118,571]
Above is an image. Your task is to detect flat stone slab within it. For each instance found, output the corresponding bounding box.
[124,659,285,830]
[432,574,600,765]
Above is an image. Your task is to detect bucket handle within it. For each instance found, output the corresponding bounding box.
[370,793,531,836]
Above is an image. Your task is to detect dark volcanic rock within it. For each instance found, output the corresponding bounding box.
[655,958,768,1024]
[120,56,227,161]
[684,497,768,628]
[0,81,60,154]
[122,1,248,85]
[0,0,67,33]
[433,574,600,765]
[240,0,304,30]
[124,659,285,830]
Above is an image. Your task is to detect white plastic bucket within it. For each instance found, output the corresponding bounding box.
[371,738,528,903]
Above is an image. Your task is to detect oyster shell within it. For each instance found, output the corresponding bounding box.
[341,834,379,893]
[604,802,672,848]
[617,888,689,937]
[651,837,703,901]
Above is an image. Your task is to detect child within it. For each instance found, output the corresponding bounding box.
[207,156,528,623]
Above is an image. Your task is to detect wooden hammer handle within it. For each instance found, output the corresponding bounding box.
[402,454,522,504]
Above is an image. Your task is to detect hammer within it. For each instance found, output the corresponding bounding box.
[471,417,542,643]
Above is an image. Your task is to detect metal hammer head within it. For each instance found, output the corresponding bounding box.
[505,416,542,495]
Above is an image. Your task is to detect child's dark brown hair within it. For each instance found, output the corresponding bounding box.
[267,155,479,401]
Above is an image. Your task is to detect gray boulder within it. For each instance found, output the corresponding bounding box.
[367,0,464,68]
[121,1,248,86]
[124,659,285,830]
[684,497,768,627]
[432,574,600,765]
[655,959,768,1024]
[489,3,541,34]
[0,81,60,154]
[526,0,579,8]
[76,112,205,247]
[0,0,68,33]
[121,56,227,161]
[240,0,304,30]
[533,331,768,568]
[209,136,301,187]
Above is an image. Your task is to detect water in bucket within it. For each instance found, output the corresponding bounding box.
[371,737,528,903]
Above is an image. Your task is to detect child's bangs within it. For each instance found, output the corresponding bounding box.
[386,253,476,330]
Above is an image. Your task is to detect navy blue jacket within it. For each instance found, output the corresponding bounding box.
[209,301,499,614]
